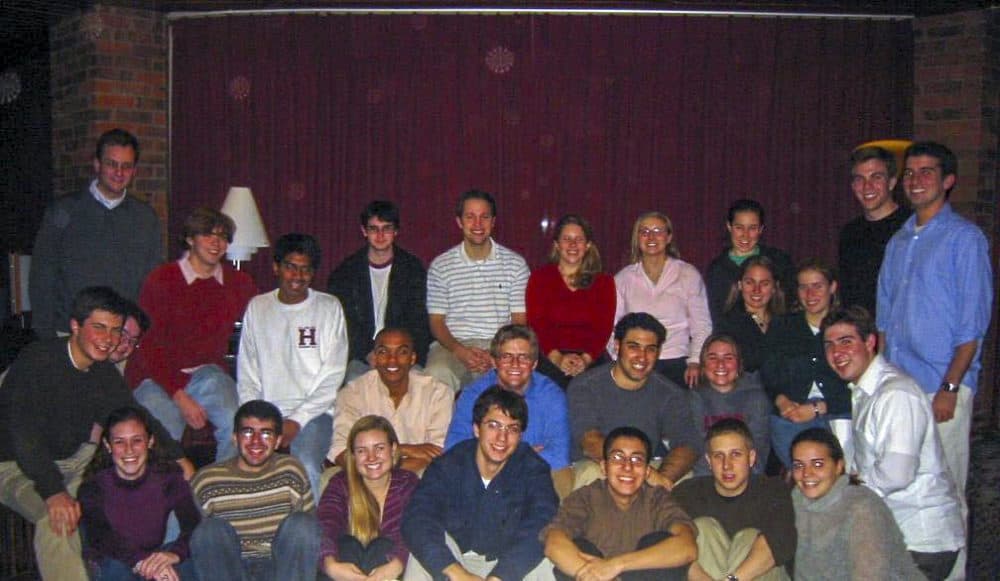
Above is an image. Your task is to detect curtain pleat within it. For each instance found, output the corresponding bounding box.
[170,13,912,286]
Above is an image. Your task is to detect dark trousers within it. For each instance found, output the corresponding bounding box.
[336,535,394,574]
[553,532,687,581]
[910,550,958,581]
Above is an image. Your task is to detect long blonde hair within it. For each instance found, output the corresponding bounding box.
[629,211,680,264]
[345,415,400,545]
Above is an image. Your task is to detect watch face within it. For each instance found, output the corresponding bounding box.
[940,382,959,393]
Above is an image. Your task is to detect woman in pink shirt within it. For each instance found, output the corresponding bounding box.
[527,214,616,389]
[611,211,712,388]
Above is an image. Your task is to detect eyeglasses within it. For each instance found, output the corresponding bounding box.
[280,261,315,275]
[607,452,648,467]
[497,353,534,366]
[365,224,397,235]
[238,428,277,441]
[638,227,667,237]
[483,419,522,435]
[100,158,135,172]
[120,331,141,349]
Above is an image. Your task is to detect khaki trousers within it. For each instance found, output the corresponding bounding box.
[0,441,97,581]
[693,516,789,581]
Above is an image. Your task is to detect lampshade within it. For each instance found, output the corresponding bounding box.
[220,186,269,262]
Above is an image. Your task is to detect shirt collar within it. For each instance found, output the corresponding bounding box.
[904,201,953,232]
[177,251,225,285]
[851,353,886,396]
[459,237,497,263]
[89,179,126,210]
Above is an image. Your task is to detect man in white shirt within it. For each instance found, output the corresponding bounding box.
[425,190,529,392]
[238,233,348,494]
[822,306,964,580]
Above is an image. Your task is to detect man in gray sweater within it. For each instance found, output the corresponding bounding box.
[29,128,162,338]
[568,312,701,490]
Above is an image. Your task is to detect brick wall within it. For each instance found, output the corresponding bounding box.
[913,9,999,423]
[49,4,169,227]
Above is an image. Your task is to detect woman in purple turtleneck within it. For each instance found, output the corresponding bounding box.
[79,406,200,581]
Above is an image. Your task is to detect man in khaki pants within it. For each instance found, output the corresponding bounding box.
[0,287,190,580]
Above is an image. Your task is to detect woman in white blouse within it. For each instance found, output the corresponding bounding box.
[611,211,712,388]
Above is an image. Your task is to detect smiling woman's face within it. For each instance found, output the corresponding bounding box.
[702,340,740,392]
[727,210,762,256]
[107,418,151,481]
[791,440,844,500]
[353,429,396,483]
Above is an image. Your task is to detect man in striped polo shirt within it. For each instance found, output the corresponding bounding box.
[426,190,530,392]
[189,400,319,580]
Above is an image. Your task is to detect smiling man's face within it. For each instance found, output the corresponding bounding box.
[494,338,537,395]
[373,330,416,390]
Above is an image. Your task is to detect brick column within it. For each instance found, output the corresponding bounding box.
[913,9,999,423]
[49,4,169,228]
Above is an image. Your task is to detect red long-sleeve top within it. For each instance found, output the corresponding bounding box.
[525,263,616,361]
[125,261,256,394]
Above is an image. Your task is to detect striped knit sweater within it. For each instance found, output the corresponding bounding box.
[191,454,314,559]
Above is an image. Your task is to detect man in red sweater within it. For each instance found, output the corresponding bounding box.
[126,207,257,461]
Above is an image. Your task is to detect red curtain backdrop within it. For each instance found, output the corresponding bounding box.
[169,13,912,288]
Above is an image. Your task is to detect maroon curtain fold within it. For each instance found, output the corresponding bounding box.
[170,13,912,287]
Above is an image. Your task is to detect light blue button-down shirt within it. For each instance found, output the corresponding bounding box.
[443,369,570,469]
[876,203,993,394]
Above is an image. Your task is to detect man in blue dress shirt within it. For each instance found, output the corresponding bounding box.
[876,141,993,579]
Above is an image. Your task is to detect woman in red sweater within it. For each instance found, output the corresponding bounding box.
[526,214,616,389]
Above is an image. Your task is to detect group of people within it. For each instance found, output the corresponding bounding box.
[0,127,992,580]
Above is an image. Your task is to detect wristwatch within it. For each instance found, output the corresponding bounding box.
[939,382,960,393]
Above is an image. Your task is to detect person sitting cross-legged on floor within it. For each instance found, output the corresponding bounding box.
[402,386,559,581]
[673,418,795,581]
[79,405,201,581]
[319,415,418,581]
[189,400,318,581]
[543,426,697,581]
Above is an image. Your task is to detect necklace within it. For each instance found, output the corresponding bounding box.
[749,311,768,333]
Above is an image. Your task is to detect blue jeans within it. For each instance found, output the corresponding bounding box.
[135,365,239,461]
[190,513,319,581]
[89,557,197,580]
[290,413,333,496]
[769,413,849,468]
